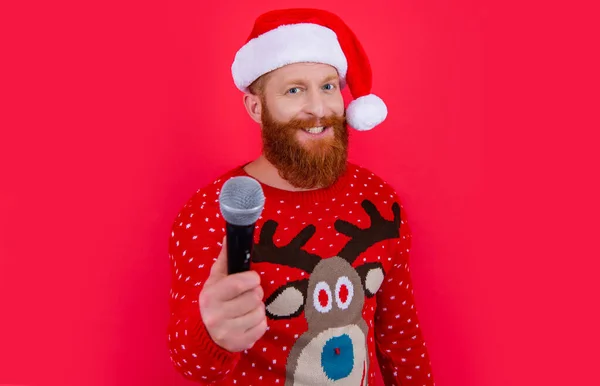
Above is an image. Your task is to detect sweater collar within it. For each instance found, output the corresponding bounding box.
[231,162,353,206]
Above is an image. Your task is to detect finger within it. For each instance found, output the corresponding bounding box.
[220,287,264,319]
[231,302,266,333]
[254,285,264,299]
[213,271,261,301]
[242,317,268,349]
[208,235,228,280]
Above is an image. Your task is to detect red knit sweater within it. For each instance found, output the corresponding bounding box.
[167,162,434,385]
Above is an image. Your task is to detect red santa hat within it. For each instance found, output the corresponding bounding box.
[231,8,387,131]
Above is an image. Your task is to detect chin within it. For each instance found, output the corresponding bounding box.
[298,139,334,154]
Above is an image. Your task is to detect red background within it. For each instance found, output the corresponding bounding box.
[1,0,598,385]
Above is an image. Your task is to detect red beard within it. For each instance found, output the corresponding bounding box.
[260,102,349,189]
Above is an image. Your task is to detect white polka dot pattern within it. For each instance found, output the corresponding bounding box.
[166,163,435,385]
[374,210,434,385]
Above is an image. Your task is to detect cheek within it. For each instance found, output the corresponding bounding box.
[270,99,302,122]
[327,94,345,116]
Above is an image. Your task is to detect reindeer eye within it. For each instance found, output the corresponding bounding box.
[313,281,333,313]
[335,276,354,310]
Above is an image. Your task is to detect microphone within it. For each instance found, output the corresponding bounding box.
[218,176,265,275]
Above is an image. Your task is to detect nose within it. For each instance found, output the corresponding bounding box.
[303,89,326,119]
[321,334,354,380]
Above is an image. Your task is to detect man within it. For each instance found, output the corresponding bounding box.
[168,8,434,385]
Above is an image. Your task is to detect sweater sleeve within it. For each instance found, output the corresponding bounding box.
[167,194,241,383]
[374,202,435,386]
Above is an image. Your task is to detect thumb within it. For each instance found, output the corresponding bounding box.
[208,235,228,280]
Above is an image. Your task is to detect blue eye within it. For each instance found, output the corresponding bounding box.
[288,87,300,94]
[323,83,335,91]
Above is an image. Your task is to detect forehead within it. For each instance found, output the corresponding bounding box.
[267,62,340,84]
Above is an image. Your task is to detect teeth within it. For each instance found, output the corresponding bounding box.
[304,126,324,134]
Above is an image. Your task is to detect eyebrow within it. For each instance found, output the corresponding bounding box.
[322,74,340,84]
[284,74,340,86]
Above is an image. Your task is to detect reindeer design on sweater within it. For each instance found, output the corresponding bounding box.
[252,199,401,386]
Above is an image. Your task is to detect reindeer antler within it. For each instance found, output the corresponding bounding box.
[335,200,401,264]
[253,220,323,273]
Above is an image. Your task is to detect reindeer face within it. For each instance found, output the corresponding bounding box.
[252,199,401,386]
[305,257,364,330]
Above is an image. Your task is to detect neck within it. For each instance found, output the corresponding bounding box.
[243,154,322,192]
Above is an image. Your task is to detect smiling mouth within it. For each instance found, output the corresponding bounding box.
[302,126,329,135]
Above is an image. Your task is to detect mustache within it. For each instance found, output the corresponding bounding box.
[280,114,346,131]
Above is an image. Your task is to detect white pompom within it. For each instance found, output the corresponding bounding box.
[346,94,388,131]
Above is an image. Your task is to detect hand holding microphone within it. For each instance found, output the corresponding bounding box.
[199,176,268,352]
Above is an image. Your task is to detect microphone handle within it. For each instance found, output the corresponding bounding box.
[225,222,255,274]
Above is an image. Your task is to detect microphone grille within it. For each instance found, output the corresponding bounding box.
[219,176,265,226]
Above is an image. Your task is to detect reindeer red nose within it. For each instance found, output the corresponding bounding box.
[334,347,341,355]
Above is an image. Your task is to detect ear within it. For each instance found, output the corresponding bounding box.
[243,92,262,124]
[265,279,309,320]
[356,262,385,298]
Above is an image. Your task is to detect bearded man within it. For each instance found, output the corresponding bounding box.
[167,8,435,386]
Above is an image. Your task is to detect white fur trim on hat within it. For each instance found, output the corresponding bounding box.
[231,23,348,91]
[346,94,388,131]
